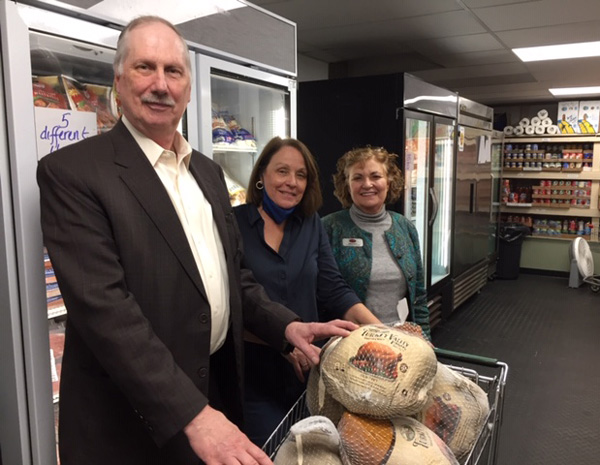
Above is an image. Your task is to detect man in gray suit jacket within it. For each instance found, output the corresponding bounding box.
[37,16,356,465]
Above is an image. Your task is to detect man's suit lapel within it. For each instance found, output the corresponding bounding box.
[109,121,208,301]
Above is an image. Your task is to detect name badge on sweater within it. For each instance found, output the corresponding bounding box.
[396,297,409,324]
[342,238,363,247]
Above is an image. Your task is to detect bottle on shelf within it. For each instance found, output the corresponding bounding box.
[569,220,577,235]
[586,222,594,236]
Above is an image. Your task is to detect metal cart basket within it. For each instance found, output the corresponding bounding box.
[262,348,508,465]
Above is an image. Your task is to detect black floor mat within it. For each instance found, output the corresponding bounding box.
[432,273,600,465]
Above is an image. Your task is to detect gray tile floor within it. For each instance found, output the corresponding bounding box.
[432,273,600,465]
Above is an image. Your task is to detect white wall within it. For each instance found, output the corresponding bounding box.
[297,54,328,82]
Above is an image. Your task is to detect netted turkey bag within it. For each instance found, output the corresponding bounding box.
[273,416,343,465]
[413,362,490,462]
[338,412,459,465]
[320,324,437,418]
[393,321,433,344]
[306,339,346,426]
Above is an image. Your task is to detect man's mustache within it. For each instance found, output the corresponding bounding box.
[141,94,175,107]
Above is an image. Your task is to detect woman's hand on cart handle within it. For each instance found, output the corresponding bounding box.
[285,320,358,365]
[284,346,320,382]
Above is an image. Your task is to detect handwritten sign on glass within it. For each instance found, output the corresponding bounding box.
[35,107,98,160]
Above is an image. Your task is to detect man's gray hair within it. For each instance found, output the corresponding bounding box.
[113,16,191,76]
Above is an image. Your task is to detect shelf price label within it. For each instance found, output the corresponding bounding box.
[34,107,97,160]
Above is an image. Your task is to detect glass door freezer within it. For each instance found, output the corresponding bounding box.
[403,111,455,327]
[196,54,296,205]
[0,3,125,464]
[0,3,205,463]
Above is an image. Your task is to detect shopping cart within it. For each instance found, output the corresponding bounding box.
[262,348,508,465]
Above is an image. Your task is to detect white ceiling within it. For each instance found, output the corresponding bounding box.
[252,0,600,106]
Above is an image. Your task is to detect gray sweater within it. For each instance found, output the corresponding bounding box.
[349,205,408,325]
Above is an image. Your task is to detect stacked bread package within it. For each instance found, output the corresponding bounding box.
[275,324,490,464]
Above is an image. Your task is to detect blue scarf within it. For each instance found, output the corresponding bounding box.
[262,189,296,224]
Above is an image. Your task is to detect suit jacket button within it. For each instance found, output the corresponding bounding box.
[197,367,208,378]
[199,313,209,324]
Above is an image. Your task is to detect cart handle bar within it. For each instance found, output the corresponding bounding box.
[434,347,499,367]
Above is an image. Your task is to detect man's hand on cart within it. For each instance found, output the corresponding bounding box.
[184,404,273,464]
[284,346,321,382]
[285,319,358,365]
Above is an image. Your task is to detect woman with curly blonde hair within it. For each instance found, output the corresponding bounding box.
[323,146,431,338]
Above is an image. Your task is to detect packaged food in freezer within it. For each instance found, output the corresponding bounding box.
[32,75,69,109]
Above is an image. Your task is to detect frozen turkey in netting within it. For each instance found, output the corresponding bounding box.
[320,324,437,418]
[273,415,343,465]
[413,362,490,462]
[338,411,459,465]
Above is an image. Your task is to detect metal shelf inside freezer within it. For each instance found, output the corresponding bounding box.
[30,31,115,85]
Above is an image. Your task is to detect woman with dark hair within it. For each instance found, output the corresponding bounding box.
[322,146,431,338]
[234,137,379,446]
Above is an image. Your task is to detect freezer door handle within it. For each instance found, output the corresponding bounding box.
[469,182,475,214]
[429,186,439,227]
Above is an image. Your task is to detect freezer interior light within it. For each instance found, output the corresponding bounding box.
[513,41,600,62]
[549,86,600,96]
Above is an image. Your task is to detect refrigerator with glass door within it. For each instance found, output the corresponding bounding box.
[196,54,296,205]
[0,3,126,464]
[403,110,456,327]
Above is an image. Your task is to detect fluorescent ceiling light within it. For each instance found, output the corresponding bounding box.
[88,0,244,25]
[549,86,600,96]
[513,41,600,62]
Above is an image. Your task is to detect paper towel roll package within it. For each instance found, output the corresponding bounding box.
[537,109,549,119]
[557,101,579,134]
[503,126,514,136]
[577,100,600,134]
